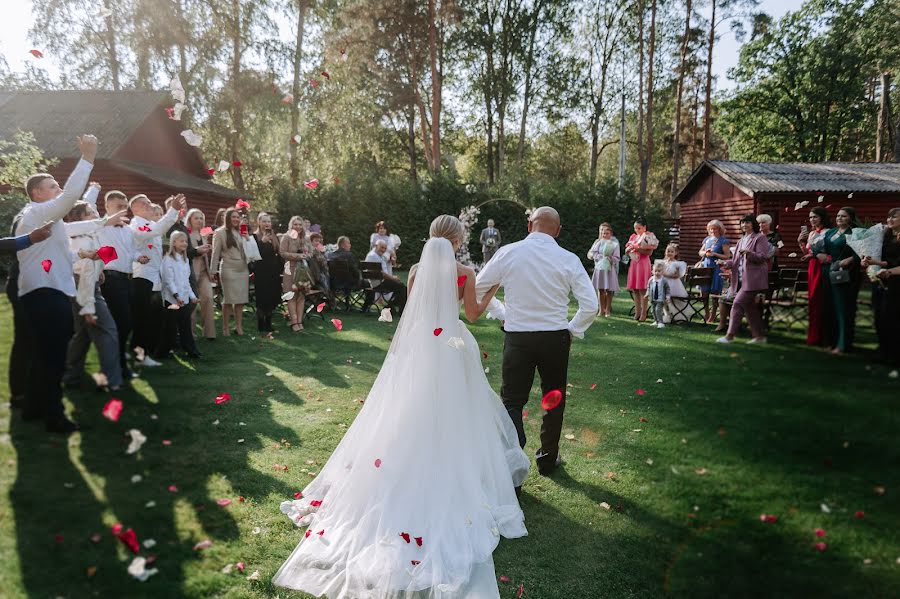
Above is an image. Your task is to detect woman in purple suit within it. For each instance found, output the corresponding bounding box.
[715,215,771,344]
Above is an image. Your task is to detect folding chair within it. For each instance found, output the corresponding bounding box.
[684,267,714,323]
[768,270,809,330]
[328,259,366,311]
[360,261,388,315]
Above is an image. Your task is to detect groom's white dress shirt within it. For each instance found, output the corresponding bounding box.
[475,232,598,338]
[15,158,93,297]
[131,209,180,290]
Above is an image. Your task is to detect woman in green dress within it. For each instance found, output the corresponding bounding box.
[819,207,862,354]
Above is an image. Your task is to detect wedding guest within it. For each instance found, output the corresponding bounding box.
[158,231,201,358]
[280,216,313,331]
[587,223,620,317]
[480,219,502,263]
[820,207,862,354]
[15,134,96,433]
[253,212,283,334]
[716,215,770,344]
[0,221,52,252]
[363,240,407,315]
[129,193,181,363]
[370,220,399,274]
[62,194,123,391]
[657,243,689,323]
[863,208,900,365]
[183,209,215,339]
[757,214,782,270]
[309,231,333,298]
[214,207,227,229]
[698,219,730,323]
[624,217,658,322]
[327,236,363,310]
[210,207,250,336]
[646,261,672,329]
[799,207,834,348]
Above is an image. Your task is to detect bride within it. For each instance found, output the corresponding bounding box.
[273,215,530,598]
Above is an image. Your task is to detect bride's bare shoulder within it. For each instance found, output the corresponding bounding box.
[456,263,475,277]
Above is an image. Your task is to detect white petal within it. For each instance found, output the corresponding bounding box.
[218,160,230,172]
[172,102,187,121]
[126,429,147,455]
[180,129,202,147]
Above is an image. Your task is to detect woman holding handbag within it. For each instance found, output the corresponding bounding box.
[280,216,314,332]
[821,207,862,355]
[210,208,250,336]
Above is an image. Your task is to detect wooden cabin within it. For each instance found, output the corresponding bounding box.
[0,90,244,222]
[674,161,900,267]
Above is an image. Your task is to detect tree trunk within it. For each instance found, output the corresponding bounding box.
[690,78,700,170]
[103,0,121,90]
[876,72,891,162]
[407,102,418,183]
[635,0,646,199]
[639,0,657,202]
[289,0,308,187]
[590,113,600,184]
[229,0,245,190]
[516,1,541,170]
[427,0,442,174]
[484,10,496,185]
[703,0,716,160]
[670,0,692,199]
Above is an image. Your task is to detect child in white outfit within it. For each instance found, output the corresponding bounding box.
[160,231,201,359]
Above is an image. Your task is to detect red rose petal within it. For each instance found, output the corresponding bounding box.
[499,575,510,583]
[541,389,563,411]
[374,459,382,468]
[590,383,598,390]
[101,398,123,422]
[294,492,304,499]
[168,484,178,493]
[238,495,245,502]
[304,179,319,189]
[166,107,175,118]
[41,259,52,273]
[415,536,423,547]
[331,319,343,331]
[518,583,524,598]
[162,439,172,446]
[200,226,213,236]
[316,302,326,313]
[639,417,648,423]
[29,49,43,58]
[207,168,215,175]
[97,246,118,264]
[305,530,311,538]
[814,528,826,537]
[236,561,245,572]
[317,529,324,536]
[137,224,151,232]
[399,532,410,543]
[855,511,865,519]
[310,79,319,88]
[814,541,827,552]
[433,328,443,336]
[216,498,232,507]
[522,409,529,418]
[235,199,250,210]
[147,244,154,250]
[215,392,231,404]
[232,161,242,167]
[116,528,140,554]
[457,275,467,287]
[55,534,65,543]
[482,351,488,359]
[310,500,322,507]
[111,523,123,535]
[636,388,646,396]
[321,71,330,79]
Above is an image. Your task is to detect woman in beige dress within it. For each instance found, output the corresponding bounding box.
[280,216,314,332]
[210,208,250,336]
[184,208,216,340]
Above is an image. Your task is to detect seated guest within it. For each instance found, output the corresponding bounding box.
[327,236,363,309]
[364,240,407,315]
[309,232,332,294]
[15,134,97,433]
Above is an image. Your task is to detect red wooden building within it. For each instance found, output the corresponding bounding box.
[0,90,244,221]
[674,160,900,268]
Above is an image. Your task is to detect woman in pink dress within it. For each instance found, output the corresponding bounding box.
[625,217,658,321]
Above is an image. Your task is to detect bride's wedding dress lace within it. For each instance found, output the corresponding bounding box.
[273,237,529,598]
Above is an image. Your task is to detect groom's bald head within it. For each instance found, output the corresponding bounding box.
[528,206,561,237]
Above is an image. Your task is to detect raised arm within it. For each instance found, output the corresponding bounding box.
[29,136,97,223]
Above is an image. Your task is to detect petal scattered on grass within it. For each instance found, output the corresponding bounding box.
[331,319,343,331]
[101,398,123,422]
[215,393,231,404]
[193,539,213,551]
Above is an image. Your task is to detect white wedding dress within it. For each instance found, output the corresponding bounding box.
[273,237,529,598]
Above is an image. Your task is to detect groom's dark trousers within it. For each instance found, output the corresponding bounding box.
[500,329,571,474]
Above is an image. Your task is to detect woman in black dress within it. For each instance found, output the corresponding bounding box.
[252,212,283,334]
[863,207,900,365]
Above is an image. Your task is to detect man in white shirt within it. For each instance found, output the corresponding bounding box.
[475,206,598,478]
[128,194,181,364]
[363,240,407,315]
[15,134,98,433]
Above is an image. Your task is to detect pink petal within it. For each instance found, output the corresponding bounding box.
[855,511,865,519]
[236,561,245,572]
[215,393,231,404]
[374,459,382,468]
[41,259,52,272]
[168,484,178,493]
[636,388,646,396]
[97,246,118,264]
[433,328,443,336]
[101,398,123,422]
[316,302,326,313]
[29,49,43,58]
[814,542,827,552]
[541,389,563,411]
[216,499,232,507]
[111,523,123,535]
[193,539,213,551]
[499,575,510,583]
[590,384,597,390]
[293,492,304,499]
[331,319,343,331]
[814,528,826,537]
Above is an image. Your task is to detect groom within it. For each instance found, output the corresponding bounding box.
[476,206,598,477]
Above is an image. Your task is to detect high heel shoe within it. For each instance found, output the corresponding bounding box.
[291,321,303,332]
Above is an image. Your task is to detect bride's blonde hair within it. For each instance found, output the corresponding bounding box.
[429,214,464,246]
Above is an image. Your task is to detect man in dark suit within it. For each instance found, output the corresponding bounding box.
[326,236,363,310]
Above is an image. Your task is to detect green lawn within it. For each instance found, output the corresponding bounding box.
[1,292,898,598]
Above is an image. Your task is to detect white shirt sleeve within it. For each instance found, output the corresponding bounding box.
[475,248,507,320]
[75,259,97,314]
[133,209,179,241]
[26,158,93,224]
[566,255,599,339]
[65,218,105,237]
[81,185,100,206]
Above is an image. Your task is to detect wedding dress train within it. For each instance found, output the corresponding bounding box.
[273,237,529,598]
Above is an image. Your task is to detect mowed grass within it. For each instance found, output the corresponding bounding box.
[1,291,899,599]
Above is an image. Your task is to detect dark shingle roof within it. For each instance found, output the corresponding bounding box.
[676,160,900,202]
[113,160,246,200]
[0,90,168,159]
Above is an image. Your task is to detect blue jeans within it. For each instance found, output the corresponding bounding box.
[64,280,123,388]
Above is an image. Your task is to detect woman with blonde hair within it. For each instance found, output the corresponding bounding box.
[272,215,522,598]
[184,208,216,340]
[210,208,250,336]
[253,212,283,334]
[587,222,620,317]
[280,216,314,331]
[698,219,731,323]
[159,230,201,358]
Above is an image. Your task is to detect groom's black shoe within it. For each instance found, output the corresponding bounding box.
[536,452,563,476]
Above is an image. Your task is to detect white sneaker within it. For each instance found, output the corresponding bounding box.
[715,336,732,344]
[656,323,665,329]
[140,356,162,367]
[747,337,767,344]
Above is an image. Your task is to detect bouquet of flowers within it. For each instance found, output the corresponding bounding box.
[846,224,885,283]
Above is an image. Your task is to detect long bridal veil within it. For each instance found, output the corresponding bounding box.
[273,237,529,598]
